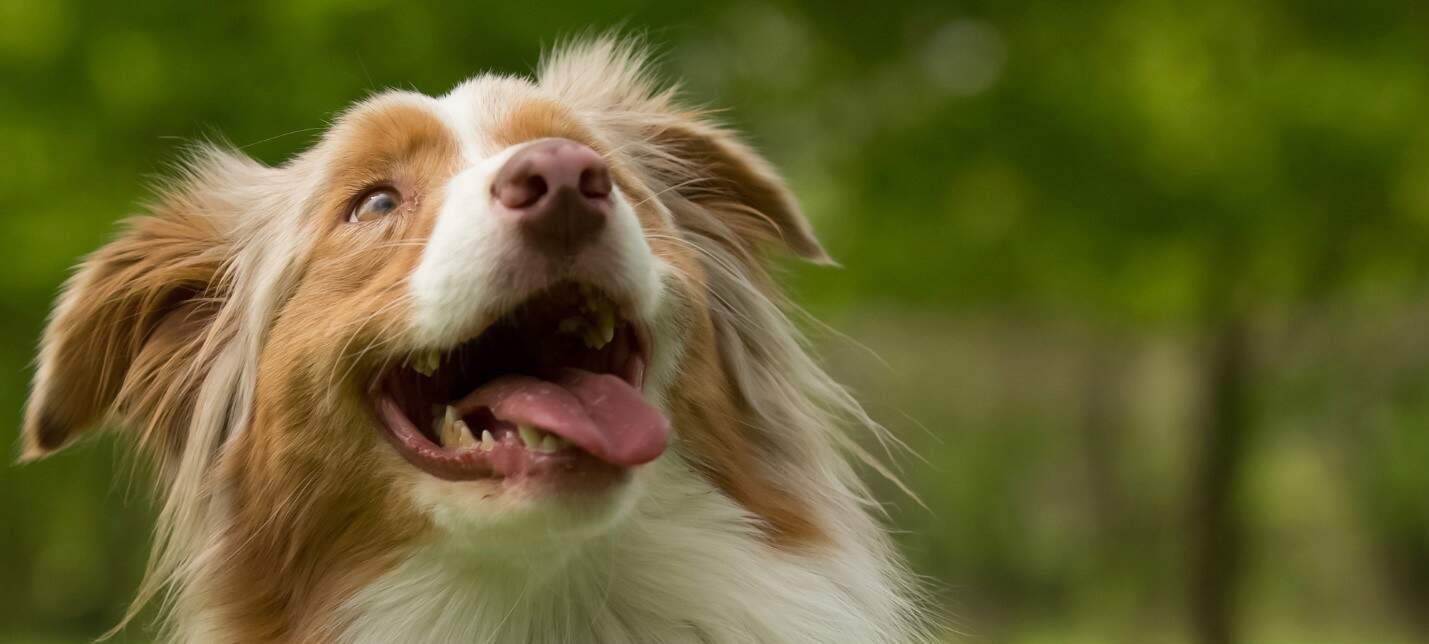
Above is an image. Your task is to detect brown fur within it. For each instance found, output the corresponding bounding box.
[21,170,239,471]
[668,315,826,546]
[626,115,834,545]
[492,98,600,151]
[194,99,461,641]
[646,117,830,264]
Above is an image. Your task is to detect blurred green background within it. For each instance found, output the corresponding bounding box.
[3,1,1427,642]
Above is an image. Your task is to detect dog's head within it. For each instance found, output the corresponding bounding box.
[20,40,836,628]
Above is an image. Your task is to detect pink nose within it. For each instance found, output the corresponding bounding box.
[491,138,611,257]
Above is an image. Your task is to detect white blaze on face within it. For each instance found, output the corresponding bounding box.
[408,145,524,348]
[407,82,665,355]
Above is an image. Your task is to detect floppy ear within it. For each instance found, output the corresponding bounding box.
[538,37,830,263]
[649,116,834,265]
[20,160,240,462]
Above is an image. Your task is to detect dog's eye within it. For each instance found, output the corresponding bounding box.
[349,188,403,223]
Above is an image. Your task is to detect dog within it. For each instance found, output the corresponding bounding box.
[20,39,929,643]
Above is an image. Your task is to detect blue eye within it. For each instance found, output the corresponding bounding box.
[349,188,403,222]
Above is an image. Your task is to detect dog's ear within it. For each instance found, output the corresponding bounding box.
[648,117,833,265]
[19,150,253,462]
[540,37,831,264]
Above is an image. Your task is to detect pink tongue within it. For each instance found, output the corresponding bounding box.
[455,369,669,467]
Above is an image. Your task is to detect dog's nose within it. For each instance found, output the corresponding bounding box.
[492,138,611,257]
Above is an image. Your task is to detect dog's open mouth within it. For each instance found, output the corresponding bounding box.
[373,282,669,481]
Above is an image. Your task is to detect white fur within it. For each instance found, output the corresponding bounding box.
[342,458,915,644]
[410,83,662,349]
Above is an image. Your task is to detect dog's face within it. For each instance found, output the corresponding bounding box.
[21,42,834,620]
[254,79,704,551]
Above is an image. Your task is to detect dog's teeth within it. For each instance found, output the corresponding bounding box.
[437,406,460,447]
[570,286,615,348]
[595,303,615,346]
[413,349,441,376]
[454,419,478,449]
[517,424,541,449]
[537,434,564,453]
[480,430,495,452]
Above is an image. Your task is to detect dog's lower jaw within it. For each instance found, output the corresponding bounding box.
[401,451,651,562]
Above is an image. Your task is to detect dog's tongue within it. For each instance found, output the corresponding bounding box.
[456,369,668,467]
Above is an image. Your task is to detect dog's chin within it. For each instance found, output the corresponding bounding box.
[400,457,652,555]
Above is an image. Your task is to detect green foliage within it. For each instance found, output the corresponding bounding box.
[2,1,1427,642]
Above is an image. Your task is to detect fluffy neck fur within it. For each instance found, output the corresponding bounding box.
[334,456,918,644]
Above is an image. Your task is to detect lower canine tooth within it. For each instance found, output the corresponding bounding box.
[437,406,460,447]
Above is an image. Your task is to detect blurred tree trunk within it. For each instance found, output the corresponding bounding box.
[1380,531,1429,636]
[1189,317,1249,644]
[1081,340,1128,547]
